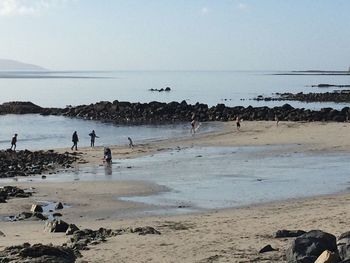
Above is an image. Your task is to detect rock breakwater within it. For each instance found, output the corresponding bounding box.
[1,100,350,123]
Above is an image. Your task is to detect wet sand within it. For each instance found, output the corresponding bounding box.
[1,121,350,262]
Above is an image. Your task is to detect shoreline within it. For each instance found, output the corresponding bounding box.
[1,120,350,262]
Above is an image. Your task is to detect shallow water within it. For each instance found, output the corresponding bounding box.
[1,70,350,110]
[0,114,220,150]
[7,145,350,217]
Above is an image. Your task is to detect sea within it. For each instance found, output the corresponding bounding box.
[0,70,349,109]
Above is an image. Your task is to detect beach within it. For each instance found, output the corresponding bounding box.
[1,120,350,262]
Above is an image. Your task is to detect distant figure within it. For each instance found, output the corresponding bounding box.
[128,137,134,148]
[275,114,280,127]
[191,119,197,134]
[10,134,18,150]
[89,130,99,147]
[104,147,112,163]
[236,116,241,131]
[71,131,79,151]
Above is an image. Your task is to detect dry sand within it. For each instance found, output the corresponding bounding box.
[1,121,350,262]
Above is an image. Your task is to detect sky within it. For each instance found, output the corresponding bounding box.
[0,0,349,71]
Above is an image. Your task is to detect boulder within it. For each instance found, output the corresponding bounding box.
[45,219,69,233]
[30,204,43,213]
[286,230,337,263]
[55,202,64,210]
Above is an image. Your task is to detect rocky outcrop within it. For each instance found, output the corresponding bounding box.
[0,186,32,203]
[0,243,77,263]
[0,149,78,178]
[0,101,43,114]
[254,91,350,103]
[42,101,350,123]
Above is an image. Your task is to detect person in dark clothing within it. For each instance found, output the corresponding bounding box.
[104,147,112,163]
[10,134,18,150]
[71,131,79,151]
[89,130,99,147]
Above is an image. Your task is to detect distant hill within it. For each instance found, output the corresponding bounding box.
[0,59,46,71]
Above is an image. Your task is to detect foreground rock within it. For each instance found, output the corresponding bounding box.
[0,243,77,263]
[286,230,337,263]
[0,149,78,178]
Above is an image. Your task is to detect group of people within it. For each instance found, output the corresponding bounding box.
[9,130,136,165]
[70,130,135,163]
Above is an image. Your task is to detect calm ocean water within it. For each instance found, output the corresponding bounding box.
[0,70,349,109]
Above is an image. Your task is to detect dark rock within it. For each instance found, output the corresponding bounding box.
[30,204,43,213]
[53,213,63,217]
[286,230,337,263]
[45,219,69,233]
[259,244,277,253]
[55,202,64,210]
[0,243,77,263]
[131,226,161,235]
[275,230,306,238]
[66,224,80,235]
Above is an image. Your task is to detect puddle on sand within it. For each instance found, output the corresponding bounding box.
[2,145,350,217]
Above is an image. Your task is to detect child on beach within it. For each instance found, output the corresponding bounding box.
[128,137,134,148]
[10,134,17,150]
[275,114,279,127]
[103,147,112,163]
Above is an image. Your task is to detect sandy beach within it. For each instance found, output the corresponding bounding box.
[1,121,350,262]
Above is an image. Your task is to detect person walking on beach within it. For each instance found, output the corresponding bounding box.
[191,119,197,134]
[128,137,134,148]
[10,134,17,150]
[71,131,79,151]
[274,114,280,127]
[236,116,241,131]
[89,130,99,147]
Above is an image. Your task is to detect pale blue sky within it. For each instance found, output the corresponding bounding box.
[0,0,349,70]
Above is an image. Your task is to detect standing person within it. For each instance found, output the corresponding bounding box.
[89,130,99,147]
[71,131,79,151]
[10,134,18,150]
[236,116,241,131]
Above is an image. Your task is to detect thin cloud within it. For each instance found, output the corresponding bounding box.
[237,3,248,10]
[201,7,209,15]
[0,0,71,16]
